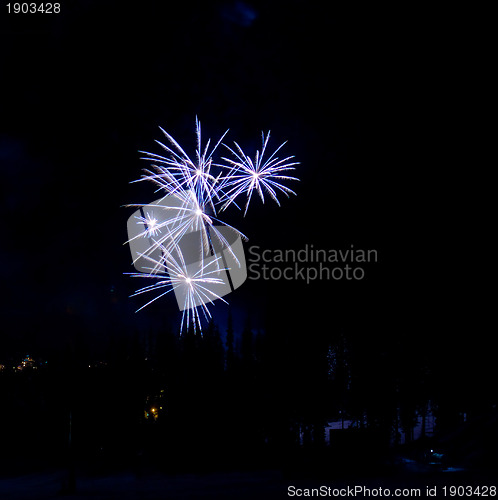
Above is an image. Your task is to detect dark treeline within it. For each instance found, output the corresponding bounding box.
[0,308,496,478]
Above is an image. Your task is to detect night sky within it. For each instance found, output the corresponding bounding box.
[0,0,492,451]
[3,4,404,328]
[2,3,485,342]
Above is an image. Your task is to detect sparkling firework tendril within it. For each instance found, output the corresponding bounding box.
[135,211,160,238]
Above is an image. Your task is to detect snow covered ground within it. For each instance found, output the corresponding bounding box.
[0,469,285,500]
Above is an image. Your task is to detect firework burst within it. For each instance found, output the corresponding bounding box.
[128,242,229,335]
[126,188,247,273]
[126,119,299,334]
[219,131,299,215]
[137,117,227,213]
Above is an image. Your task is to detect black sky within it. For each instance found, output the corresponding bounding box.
[0,2,490,367]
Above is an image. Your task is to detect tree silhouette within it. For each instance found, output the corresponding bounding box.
[202,319,224,379]
[225,309,235,372]
[241,317,253,367]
